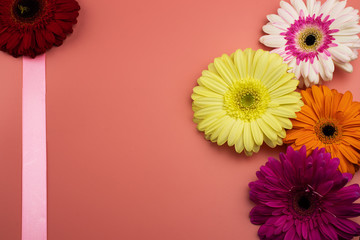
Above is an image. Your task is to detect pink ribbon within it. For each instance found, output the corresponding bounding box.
[22,55,47,240]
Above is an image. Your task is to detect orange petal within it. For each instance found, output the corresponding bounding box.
[312,86,325,113]
[338,144,360,164]
[299,105,318,121]
[338,91,353,113]
[331,90,342,115]
[342,136,360,150]
[301,88,315,106]
[295,132,316,146]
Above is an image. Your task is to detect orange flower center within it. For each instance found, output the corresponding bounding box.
[314,119,342,144]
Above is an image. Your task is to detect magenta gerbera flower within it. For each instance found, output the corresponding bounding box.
[249,146,360,240]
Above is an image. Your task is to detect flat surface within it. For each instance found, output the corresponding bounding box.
[1,0,360,239]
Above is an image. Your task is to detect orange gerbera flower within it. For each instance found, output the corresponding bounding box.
[284,85,360,174]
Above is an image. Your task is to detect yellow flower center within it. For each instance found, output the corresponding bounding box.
[223,78,270,121]
[297,27,323,51]
[314,118,342,144]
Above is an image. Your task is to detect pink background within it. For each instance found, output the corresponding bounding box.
[1,0,360,239]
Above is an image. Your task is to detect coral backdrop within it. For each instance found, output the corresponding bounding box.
[0,0,360,239]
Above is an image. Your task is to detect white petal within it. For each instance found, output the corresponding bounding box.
[329,1,347,19]
[306,0,316,15]
[335,62,353,72]
[278,8,296,24]
[267,14,287,25]
[331,14,359,29]
[334,35,359,44]
[260,35,286,48]
[312,1,321,16]
[303,78,312,87]
[292,61,301,79]
[353,49,359,57]
[319,0,337,17]
[319,53,334,80]
[271,46,287,58]
[308,63,319,84]
[291,0,309,16]
[328,46,353,63]
[300,60,310,78]
[280,1,299,19]
[333,26,360,36]
[288,58,297,70]
[262,23,284,35]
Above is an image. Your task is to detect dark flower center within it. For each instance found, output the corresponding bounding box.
[305,34,316,46]
[290,186,321,217]
[13,0,42,21]
[322,124,336,137]
[297,195,311,210]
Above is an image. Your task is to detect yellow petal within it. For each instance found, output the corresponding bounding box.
[197,112,226,131]
[193,97,223,108]
[198,76,228,94]
[244,122,255,151]
[234,49,248,79]
[217,117,236,145]
[251,120,263,145]
[262,112,282,132]
[235,126,245,153]
[250,49,269,79]
[228,120,244,147]
[252,49,270,79]
[264,135,277,148]
[269,80,299,98]
[192,86,222,98]
[275,116,293,129]
[267,107,297,118]
[214,55,236,86]
[194,106,224,119]
[256,118,278,141]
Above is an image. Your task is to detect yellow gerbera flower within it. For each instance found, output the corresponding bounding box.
[191,49,303,156]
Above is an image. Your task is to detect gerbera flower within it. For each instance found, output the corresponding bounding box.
[0,0,80,57]
[260,0,360,87]
[191,49,303,156]
[249,146,360,240]
[284,85,360,174]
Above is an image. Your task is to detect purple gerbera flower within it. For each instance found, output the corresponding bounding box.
[249,146,360,240]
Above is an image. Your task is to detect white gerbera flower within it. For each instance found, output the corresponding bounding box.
[260,0,360,87]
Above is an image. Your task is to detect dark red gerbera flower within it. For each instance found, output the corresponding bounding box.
[0,0,80,57]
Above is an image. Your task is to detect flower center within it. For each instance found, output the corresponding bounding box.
[297,195,311,210]
[13,0,43,22]
[290,186,321,217]
[315,119,341,144]
[240,94,255,108]
[223,78,270,121]
[322,124,336,137]
[305,34,316,46]
[297,27,323,51]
